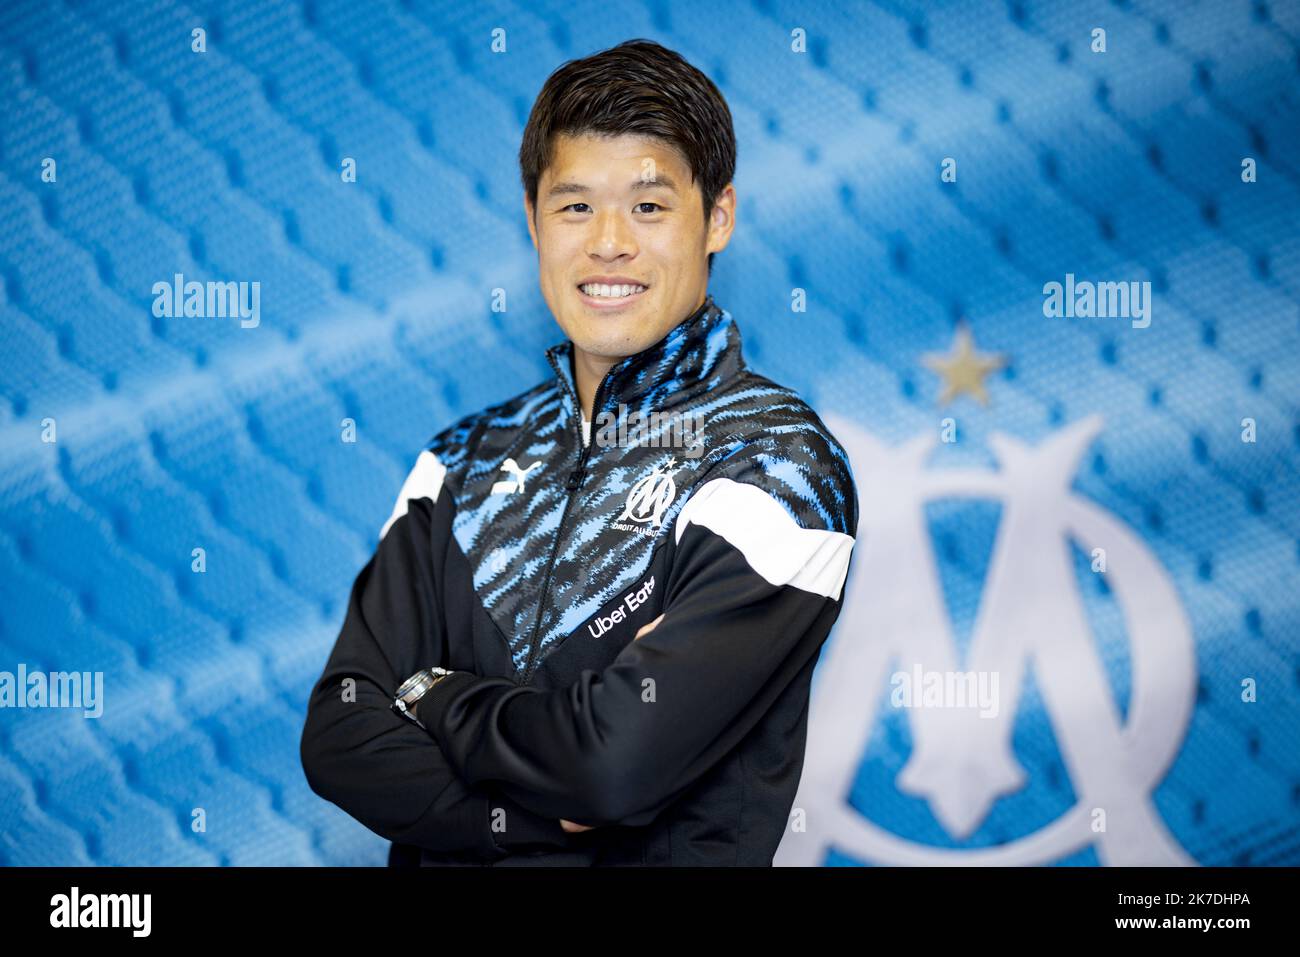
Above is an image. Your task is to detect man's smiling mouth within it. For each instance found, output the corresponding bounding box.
[577,281,649,306]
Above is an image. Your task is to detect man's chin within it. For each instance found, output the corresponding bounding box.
[569,334,647,363]
[562,314,650,358]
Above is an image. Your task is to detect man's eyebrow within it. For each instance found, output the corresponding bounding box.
[545,174,681,198]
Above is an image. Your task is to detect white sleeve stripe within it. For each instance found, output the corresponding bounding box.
[380,450,447,540]
[672,477,855,601]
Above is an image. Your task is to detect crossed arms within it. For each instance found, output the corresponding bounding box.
[300,474,854,856]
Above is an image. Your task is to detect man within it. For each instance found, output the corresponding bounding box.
[300,38,858,866]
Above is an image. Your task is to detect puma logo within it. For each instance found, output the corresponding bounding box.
[491,458,543,495]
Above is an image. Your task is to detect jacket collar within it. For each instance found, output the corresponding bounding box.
[544,293,744,430]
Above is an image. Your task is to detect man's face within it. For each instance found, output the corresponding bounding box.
[525,132,734,363]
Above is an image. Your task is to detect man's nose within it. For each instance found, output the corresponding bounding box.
[587,208,638,259]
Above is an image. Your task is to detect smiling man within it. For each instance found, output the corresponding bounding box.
[300,38,860,866]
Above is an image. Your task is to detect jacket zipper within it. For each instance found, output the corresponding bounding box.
[521,359,614,686]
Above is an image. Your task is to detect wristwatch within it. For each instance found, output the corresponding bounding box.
[392,666,457,730]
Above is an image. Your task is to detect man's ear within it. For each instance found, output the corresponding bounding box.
[524,193,538,251]
[706,183,736,256]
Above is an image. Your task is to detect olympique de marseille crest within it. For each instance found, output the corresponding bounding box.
[616,457,679,528]
[775,414,1198,866]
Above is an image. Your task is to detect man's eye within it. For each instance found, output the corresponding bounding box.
[561,203,662,213]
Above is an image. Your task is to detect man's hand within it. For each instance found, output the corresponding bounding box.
[558,613,666,833]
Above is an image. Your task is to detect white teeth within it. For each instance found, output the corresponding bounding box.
[581,283,646,298]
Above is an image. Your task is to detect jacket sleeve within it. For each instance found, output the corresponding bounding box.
[418,475,857,828]
[299,450,572,858]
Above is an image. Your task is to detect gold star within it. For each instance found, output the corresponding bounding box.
[922,322,1007,407]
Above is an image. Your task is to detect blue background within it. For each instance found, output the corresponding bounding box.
[0,0,1297,865]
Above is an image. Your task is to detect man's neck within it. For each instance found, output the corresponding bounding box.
[571,349,617,423]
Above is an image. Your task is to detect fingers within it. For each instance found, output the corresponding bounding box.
[634,613,665,641]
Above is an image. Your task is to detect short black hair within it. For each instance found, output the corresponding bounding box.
[519,39,736,275]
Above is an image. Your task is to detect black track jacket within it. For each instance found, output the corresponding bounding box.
[300,294,859,865]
